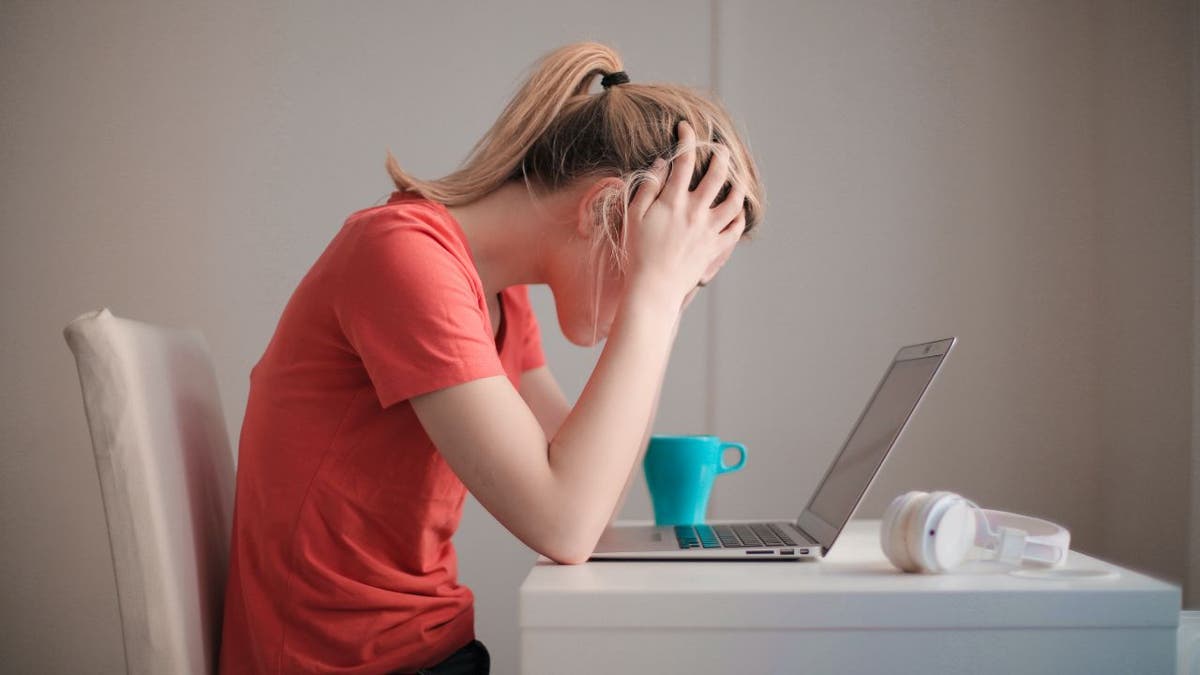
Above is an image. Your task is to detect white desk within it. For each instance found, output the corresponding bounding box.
[520,519,1181,674]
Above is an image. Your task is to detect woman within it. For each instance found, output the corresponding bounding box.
[219,41,764,675]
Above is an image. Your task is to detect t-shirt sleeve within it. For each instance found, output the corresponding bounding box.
[334,221,505,408]
[514,285,547,372]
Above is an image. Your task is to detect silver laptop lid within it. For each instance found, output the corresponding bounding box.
[795,338,956,554]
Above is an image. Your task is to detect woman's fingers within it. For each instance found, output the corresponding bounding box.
[663,120,697,203]
[629,157,668,221]
[623,119,747,307]
[698,212,747,286]
[718,210,748,244]
[712,182,747,229]
[693,145,731,209]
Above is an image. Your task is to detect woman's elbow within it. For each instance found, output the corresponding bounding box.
[537,519,602,565]
[546,550,590,565]
[540,533,597,565]
[531,484,610,564]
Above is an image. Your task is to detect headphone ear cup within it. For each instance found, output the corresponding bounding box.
[880,493,908,569]
[881,491,927,572]
[906,491,957,573]
[926,496,976,572]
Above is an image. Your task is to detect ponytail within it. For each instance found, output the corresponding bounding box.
[386,42,624,205]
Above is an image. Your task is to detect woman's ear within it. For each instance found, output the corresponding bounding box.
[574,176,625,239]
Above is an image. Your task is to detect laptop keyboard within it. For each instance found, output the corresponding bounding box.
[674,523,798,549]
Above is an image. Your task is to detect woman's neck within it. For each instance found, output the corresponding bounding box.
[446,181,581,297]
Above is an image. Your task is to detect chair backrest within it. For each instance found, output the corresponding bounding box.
[64,308,235,675]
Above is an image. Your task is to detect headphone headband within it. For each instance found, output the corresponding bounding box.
[975,508,1071,566]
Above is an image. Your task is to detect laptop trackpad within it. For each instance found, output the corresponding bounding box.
[594,525,678,553]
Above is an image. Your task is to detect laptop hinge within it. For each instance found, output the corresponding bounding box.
[792,523,818,547]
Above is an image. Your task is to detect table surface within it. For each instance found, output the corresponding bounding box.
[520,519,1181,631]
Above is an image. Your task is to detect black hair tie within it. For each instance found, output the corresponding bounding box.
[601,70,630,89]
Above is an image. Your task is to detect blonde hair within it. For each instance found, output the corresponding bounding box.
[386,41,765,339]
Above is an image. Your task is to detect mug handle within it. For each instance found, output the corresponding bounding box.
[717,442,747,474]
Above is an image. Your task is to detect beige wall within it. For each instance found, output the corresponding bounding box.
[712,0,1107,539]
[0,1,1193,673]
[1094,0,1195,602]
[708,0,1194,605]
[1185,0,1195,607]
[1192,0,1200,613]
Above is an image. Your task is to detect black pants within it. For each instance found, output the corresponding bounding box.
[395,639,490,675]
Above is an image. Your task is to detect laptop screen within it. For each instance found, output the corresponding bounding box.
[797,341,952,552]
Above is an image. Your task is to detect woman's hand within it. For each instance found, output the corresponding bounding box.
[624,120,748,311]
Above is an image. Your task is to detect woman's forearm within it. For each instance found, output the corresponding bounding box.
[605,312,679,526]
[547,287,680,557]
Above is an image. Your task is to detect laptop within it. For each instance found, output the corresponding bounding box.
[589,337,956,561]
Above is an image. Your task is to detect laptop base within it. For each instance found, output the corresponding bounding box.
[589,521,821,561]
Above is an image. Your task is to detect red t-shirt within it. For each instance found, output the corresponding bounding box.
[219,190,545,674]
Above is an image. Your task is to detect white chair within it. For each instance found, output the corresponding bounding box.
[64,307,235,675]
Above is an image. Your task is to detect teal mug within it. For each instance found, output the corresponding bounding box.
[643,435,748,526]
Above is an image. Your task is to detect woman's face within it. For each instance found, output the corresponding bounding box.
[547,231,626,347]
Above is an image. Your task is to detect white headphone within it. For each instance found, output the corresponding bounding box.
[880,490,1072,573]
